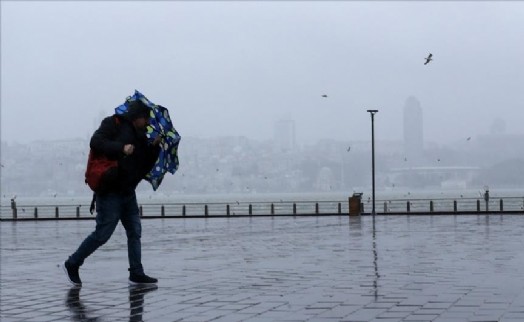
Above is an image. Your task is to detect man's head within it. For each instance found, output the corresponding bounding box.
[126,100,150,129]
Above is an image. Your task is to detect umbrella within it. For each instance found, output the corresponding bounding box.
[115,90,181,190]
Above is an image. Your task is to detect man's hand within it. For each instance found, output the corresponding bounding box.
[152,136,162,146]
[123,144,135,156]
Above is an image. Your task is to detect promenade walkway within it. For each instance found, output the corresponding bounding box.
[2,214,524,321]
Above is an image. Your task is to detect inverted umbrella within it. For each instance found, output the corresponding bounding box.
[115,90,181,190]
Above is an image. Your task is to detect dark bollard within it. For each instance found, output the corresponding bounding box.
[271,203,274,215]
[34,207,38,218]
[161,205,165,217]
[430,201,434,213]
[315,203,319,214]
[226,204,230,216]
[182,205,186,216]
[477,200,481,212]
[293,203,297,215]
[407,201,410,213]
[453,200,457,212]
[249,204,252,216]
[76,206,80,218]
[500,199,503,211]
[55,207,59,218]
[338,202,341,214]
[11,199,17,219]
[484,189,490,212]
[205,205,208,216]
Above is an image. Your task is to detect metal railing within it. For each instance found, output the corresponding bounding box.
[1,197,523,221]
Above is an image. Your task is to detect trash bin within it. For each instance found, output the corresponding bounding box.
[349,193,363,216]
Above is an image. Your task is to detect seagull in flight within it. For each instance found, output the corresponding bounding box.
[424,53,433,65]
[321,94,328,98]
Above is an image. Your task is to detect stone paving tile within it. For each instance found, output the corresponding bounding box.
[3,215,524,321]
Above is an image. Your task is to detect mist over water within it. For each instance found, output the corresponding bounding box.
[2,2,524,204]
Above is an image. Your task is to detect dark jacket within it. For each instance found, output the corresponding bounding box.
[90,114,160,194]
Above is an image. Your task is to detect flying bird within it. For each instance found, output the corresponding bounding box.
[321,94,328,98]
[467,137,471,141]
[347,146,351,152]
[424,53,433,65]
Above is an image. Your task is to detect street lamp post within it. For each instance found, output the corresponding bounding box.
[367,109,378,215]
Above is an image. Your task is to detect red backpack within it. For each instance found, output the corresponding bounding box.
[85,117,120,213]
[85,151,118,192]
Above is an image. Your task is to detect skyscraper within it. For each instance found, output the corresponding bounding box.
[403,96,423,163]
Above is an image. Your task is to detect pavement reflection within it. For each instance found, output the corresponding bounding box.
[65,287,100,322]
[129,285,158,322]
[65,285,158,322]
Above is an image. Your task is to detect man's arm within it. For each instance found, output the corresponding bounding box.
[90,116,125,159]
[141,137,161,177]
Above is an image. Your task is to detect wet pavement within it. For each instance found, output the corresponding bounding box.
[2,214,524,322]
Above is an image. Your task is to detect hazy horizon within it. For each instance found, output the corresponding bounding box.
[2,1,523,146]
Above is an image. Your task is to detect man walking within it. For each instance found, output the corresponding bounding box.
[64,99,161,286]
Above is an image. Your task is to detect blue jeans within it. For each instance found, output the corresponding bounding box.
[68,192,144,275]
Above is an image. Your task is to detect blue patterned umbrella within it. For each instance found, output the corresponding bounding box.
[115,90,181,190]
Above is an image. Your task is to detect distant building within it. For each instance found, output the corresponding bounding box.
[274,119,296,152]
[403,96,423,164]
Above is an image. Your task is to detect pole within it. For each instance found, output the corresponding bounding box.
[367,109,378,216]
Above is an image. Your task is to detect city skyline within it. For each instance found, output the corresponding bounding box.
[2,2,523,146]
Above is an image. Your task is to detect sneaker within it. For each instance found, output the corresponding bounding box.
[129,273,158,285]
[63,261,82,286]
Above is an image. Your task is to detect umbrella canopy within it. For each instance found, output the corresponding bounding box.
[115,90,181,190]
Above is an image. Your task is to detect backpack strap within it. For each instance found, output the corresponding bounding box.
[89,193,96,215]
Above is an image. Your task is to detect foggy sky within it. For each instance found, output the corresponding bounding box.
[1,1,523,145]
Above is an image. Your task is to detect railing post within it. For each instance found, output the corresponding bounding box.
[11,200,17,219]
[249,204,252,216]
[55,206,59,218]
[182,205,186,216]
[140,206,143,217]
[453,200,457,213]
[384,201,387,213]
[161,205,165,217]
[500,199,503,211]
[76,206,80,218]
[477,200,481,212]
[315,203,319,214]
[430,201,434,213]
[205,205,208,216]
[293,203,297,215]
[34,207,38,219]
[338,202,341,214]
[227,204,230,216]
[271,203,274,215]
[407,201,410,213]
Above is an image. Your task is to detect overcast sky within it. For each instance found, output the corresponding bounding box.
[1,1,523,145]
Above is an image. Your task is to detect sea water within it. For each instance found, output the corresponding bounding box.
[3,187,524,207]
